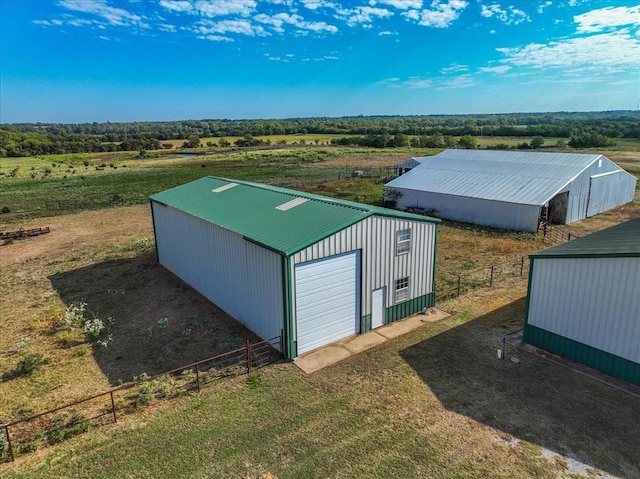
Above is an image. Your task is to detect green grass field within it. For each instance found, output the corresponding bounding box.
[2,283,638,479]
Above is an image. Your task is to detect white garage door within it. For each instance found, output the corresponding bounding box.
[295,251,360,355]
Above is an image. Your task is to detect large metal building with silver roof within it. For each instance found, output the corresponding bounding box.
[524,217,640,386]
[150,177,439,360]
[385,149,637,232]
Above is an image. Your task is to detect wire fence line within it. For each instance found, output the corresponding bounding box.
[1,336,282,464]
[436,224,579,301]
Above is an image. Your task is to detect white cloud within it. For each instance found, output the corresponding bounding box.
[159,23,178,32]
[33,19,64,26]
[371,0,423,9]
[198,34,233,41]
[436,74,474,89]
[196,19,266,36]
[404,0,468,28]
[378,30,397,35]
[537,1,552,15]
[405,77,433,89]
[159,0,192,13]
[58,0,143,27]
[496,31,640,71]
[574,6,640,34]
[346,7,394,26]
[480,4,530,25]
[440,62,469,73]
[478,65,511,74]
[255,12,338,34]
[194,0,256,17]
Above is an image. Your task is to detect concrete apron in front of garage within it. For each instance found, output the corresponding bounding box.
[294,308,450,374]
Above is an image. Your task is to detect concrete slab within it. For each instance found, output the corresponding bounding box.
[341,331,386,354]
[294,308,450,374]
[294,346,351,374]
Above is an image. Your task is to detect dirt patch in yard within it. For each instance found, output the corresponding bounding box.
[0,205,259,421]
[0,205,153,267]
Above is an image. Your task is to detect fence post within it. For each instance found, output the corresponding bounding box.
[489,266,494,287]
[568,232,572,241]
[543,222,547,237]
[195,363,201,392]
[110,391,117,423]
[246,340,252,373]
[4,425,14,462]
[520,256,525,276]
[456,275,461,297]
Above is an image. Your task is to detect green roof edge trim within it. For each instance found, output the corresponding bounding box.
[149,176,440,257]
[235,177,441,225]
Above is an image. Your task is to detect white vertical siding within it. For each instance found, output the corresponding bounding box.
[565,156,632,224]
[586,171,637,217]
[152,202,284,342]
[395,189,541,232]
[293,216,437,317]
[527,257,640,363]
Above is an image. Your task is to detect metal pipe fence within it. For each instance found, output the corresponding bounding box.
[1,336,282,463]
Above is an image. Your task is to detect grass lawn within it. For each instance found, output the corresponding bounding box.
[2,282,638,479]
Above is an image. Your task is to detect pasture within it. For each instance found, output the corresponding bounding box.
[0,141,639,478]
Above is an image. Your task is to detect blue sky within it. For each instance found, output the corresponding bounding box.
[1,0,639,123]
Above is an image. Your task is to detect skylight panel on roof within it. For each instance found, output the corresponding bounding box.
[276,197,309,211]
[212,182,238,193]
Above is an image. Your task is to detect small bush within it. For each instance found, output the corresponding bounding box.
[15,353,52,376]
[14,441,38,455]
[62,301,87,329]
[45,411,91,445]
[83,317,105,340]
[0,206,10,214]
[134,374,175,407]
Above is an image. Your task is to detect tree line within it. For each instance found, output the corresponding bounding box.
[1,111,637,157]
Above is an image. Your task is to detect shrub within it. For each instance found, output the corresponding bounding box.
[62,301,87,329]
[45,411,91,445]
[83,317,105,340]
[0,206,10,214]
[15,353,52,376]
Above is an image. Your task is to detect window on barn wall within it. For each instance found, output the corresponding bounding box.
[396,229,411,255]
[395,277,409,302]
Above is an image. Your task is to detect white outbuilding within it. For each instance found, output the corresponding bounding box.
[150,177,440,360]
[524,217,640,386]
[385,149,637,232]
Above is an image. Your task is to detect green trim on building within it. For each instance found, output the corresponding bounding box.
[361,314,372,333]
[282,255,296,361]
[531,217,640,259]
[150,176,440,257]
[523,324,640,386]
[385,293,435,324]
[432,225,439,306]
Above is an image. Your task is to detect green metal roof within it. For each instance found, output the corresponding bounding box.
[150,177,439,256]
[531,217,640,258]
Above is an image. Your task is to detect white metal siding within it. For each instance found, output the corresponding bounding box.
[527,257,640,363]
[293,216,436,317]
[395,189,541,232]
[152,202,284,343]
[586,171,637,217]
[295,252,359,354]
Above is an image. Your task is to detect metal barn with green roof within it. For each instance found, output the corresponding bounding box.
[150,177,440,360]
[523,217,640,385]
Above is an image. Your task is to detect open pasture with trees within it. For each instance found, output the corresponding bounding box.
[0,130,639,477]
